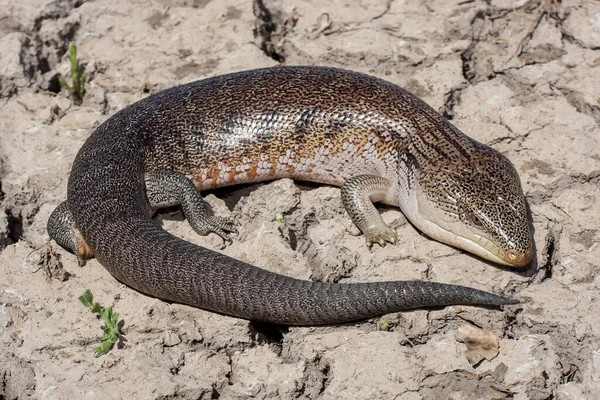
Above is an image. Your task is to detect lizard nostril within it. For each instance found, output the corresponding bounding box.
[506,248,532,267]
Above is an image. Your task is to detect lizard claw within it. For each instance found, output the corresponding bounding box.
[211,216,238,242]
[365,228,397,249]
[195,215,238,242]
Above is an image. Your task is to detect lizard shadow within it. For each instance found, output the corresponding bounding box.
[244,303,510,340]
[211,182,267,211]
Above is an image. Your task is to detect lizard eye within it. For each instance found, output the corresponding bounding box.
[470,214,484,228]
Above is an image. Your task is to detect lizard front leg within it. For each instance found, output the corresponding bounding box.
[341,175,398,248]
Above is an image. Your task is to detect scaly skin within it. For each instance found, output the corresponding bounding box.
[48,66,532,325]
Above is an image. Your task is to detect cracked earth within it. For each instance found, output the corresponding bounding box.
[1,0,599,399]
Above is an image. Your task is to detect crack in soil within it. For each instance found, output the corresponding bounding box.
[555,86,600,127]
[535,228,559,284]
[4,209,23,244]
[371,0,393,21]
[527,170,600,206]
[460,10,487,83]
[442,83,468,120]
[252,0,285,63]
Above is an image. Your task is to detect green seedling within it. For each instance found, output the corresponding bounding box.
[275,212,285,224]
[379,321,389,331]
[275,212,291,244]
[78,289,121,357]
[59,42,86,105]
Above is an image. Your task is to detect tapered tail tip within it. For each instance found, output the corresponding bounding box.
[498,296,520,305]
[473,290,520,306]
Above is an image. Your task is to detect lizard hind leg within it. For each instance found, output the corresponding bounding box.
[47,201,93,266]
[145,171,238,242]
[341,175,398,248]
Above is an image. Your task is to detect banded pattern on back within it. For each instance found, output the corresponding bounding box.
[139,67,427,191]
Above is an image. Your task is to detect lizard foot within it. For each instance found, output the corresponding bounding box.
[365,227,397,249]
[196,215,238,242]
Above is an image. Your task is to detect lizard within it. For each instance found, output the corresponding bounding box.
[47,66,533,325]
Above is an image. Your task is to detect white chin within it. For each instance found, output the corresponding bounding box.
[469,245,511,265]
[417,218,509,265]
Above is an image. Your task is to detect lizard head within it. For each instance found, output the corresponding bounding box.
[411,141,533,267]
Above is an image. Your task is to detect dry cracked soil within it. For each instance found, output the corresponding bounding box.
[1,0,599,399]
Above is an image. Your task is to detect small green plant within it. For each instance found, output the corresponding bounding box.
[379,321,389,331]
[275,212,285,224]
[275,212,291,244]
[59,42,86,105]
[79,289,121,357]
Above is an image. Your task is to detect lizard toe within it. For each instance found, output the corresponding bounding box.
[365,228,397,249]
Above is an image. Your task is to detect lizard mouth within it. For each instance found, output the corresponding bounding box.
[465,235,532,267]
[416,216,533,267]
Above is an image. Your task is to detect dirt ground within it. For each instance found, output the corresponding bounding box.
[1,0,599,398]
